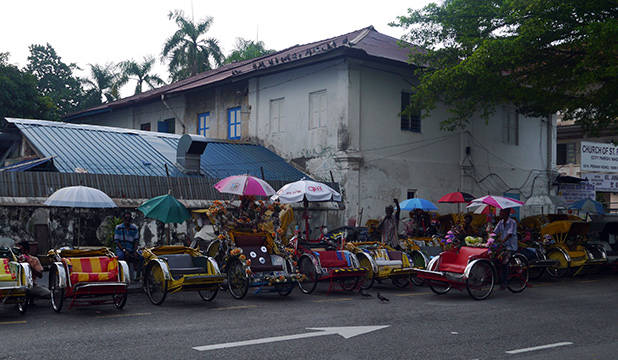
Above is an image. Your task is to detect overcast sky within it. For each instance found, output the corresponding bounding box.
[1,0,429,93]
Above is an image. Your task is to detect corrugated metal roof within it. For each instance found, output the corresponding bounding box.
[5,118,306,181]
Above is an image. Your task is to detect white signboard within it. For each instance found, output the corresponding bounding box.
[558,183,595,204]
[581,141,618,171]
[583,172,618,192]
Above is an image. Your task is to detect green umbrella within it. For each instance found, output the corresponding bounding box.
[138,194,190,224]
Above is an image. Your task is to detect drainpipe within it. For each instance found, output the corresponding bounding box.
[161,94,187,134]
[546,114,553,194]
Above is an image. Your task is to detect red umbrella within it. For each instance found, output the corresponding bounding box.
[438,192,475,203]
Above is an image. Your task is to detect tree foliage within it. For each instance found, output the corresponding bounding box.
[392,0,618,132]
[82,63,124,104]
[224,38,275,64]
[0,54,54,119]
[26,43,83,120]
[120,56,165,95]
[162,9,224,82]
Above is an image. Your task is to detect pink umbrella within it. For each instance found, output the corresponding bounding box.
[467,195,523,210]
[214,175,275,197]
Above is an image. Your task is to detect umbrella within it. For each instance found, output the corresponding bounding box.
[44,186,117,247]
[399,198,438,211]
[214,174,275,197]
[44,185,117,208]
[569,198,605,215]
[271,179,341,241]
[270,179,341,203]
[467,195,523,210]
[138,194,191,224]
[438,192,475,203]
[138,194,191,245]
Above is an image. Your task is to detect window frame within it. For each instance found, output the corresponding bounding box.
[198,112,210,136]
[227,107,241,140]
[269,98,284,133]
[502,109,519,145]
[308,89,327,129]
[400,92,421,133]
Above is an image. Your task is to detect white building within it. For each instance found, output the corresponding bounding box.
[67,26,556,222]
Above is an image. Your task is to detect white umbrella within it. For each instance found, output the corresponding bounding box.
[270,179,341,203]
[44,186,117,208]
[45,186,117,246]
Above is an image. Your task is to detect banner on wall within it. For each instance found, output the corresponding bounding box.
[558,183,596,204]
[582,172,618,192]
[581,141,618,171]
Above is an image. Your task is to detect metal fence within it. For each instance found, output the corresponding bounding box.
[0,172,339,201]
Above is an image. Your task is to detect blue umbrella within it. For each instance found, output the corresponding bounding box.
[399,198,438,211]
[568,198,605,214]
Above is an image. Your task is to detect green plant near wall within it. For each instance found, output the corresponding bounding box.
[102,217,123,251]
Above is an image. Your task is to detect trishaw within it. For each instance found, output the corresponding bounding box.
[0,246,33,314]
[587,216,617,265]
[344,240,415,289]
[207,230,301,299]
[517,216,560,280]
[411,244,529,300]
[142,245,225,305]
[541,220,606,278]
[47,247,130,312]
[288,226,369,294]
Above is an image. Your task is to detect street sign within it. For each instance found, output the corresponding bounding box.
[581,141,618,172]
[558,183,595,204]
[583,172,618,192]
[192,325,390,351]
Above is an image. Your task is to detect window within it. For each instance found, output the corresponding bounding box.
[269,98,284,133]
[557,142,576,165]
[502,109,519,145]
[157,118,175,134]
[407,189,416,199]
[198,112,210,136]
[140,123,151,131]
[401,92,421,132]
[309,90,327,129]
[227,107,241,140]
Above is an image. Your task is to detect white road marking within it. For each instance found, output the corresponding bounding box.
[451,331,459,335]
[193,325,390,351]
[505,342,573,354]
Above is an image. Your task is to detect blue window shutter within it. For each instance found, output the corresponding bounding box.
[157,120,168,133]
[227,107,241,139]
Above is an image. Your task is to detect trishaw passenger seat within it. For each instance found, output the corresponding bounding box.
[0,258,17,282]
[160,254,204,278]
[244,246,283,273]
[65,256,119,283]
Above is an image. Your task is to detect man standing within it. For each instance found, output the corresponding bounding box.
[494,208,518,289]
[114,212,141,280]
[378,199,401,249]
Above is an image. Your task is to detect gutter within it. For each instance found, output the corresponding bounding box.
[63,107,112,122]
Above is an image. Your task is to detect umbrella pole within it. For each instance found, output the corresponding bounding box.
[303,198,310,241]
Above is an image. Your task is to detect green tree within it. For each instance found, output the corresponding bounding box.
[0,55,54,119]
[26,43,83,120]
[120,56,165,95]
[82,63,124,104]
[162,9,224,82]
[391,0,618,132]
[224,38,275,64]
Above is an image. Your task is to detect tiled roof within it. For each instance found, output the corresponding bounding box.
[4,118,307,181]
[65,26,417,120]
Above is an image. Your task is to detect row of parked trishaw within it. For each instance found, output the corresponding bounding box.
[1,180,616,314]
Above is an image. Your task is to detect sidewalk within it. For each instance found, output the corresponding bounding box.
[40,270,144,294]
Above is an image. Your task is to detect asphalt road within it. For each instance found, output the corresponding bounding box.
[1,273,616,360]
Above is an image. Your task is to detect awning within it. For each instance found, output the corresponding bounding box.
[0,156,54,172]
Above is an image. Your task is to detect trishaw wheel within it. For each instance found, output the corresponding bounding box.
[198,287,219,301]
[507,254,528,293]
[227,260,249,300]
[339,276,359,291]
[429,282,451,295]
[546,249,569,278]
[113,291,128,309]
[392,277,411,288]
[298,257,318,294]
[356,253,375,290]
[528,264,545,281]
[49,268,64,313]
[16,297,27,315]
[466,261,495,300]
[145,262,168,305]
[275,282,294,296]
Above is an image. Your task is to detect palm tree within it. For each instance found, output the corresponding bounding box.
[82,63,124,103]
[162,9,224,82]
[120,57,165,95]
